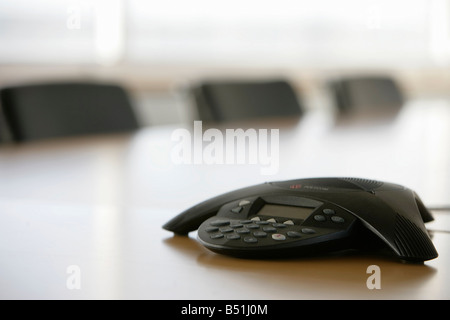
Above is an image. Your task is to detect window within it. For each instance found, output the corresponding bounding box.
[1,0,449,68]
[127,0,437,68]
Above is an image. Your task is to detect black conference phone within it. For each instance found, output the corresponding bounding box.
[163,178,438,262]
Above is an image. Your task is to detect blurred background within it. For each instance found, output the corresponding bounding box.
[2,0,450,126]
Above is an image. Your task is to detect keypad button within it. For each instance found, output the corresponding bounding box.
[266,218,277,223]
[239,200,251,206]
[210,233,224,239]
[226,234,241,240]
[231,207,243,214]
[323,208,335,215]
[205,227,219,233]
[331,216,345,223]
[236,228,250,234]
[240,220,253,224]
[210,220,230,227]
[301,228,317,234]
[246,224,260,229]
[283,220,294,225]
[287,231,302,238]
[230,223,243,228]
[255,220,269,225]
[219,227,233,233]
[250,217,260,222]
[272,233,286,241]
[243,237,258,243]
[273,223,287,228]
[253,231,267,238]
[314,215,326,222]
[263,226,277,233]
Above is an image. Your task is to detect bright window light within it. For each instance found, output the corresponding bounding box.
[0,0,449,68]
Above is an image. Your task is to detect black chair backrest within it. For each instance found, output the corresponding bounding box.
[192,80,303,122]
[330,76,404,113]
[0,82,139,142]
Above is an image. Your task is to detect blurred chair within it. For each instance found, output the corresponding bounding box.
[191,79,303,123]
[0,81,139,142]
[329,76,404,114]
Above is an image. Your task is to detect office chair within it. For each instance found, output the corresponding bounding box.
[0,81,139,142]
[191,79,303,122]
[329,76,404,114]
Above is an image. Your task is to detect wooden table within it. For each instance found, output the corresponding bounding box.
[1,99,449,300]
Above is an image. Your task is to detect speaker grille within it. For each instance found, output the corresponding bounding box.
[341,178,384,190]
[394,214,438,261]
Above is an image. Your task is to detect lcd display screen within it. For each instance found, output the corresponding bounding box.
[257,204,315,220]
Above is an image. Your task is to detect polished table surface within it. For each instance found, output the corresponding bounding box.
[1,99,450,299]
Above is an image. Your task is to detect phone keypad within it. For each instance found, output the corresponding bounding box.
[201,207,352,247]
[205,217,308,244]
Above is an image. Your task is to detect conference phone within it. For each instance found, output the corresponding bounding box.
[163,177,438,262]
